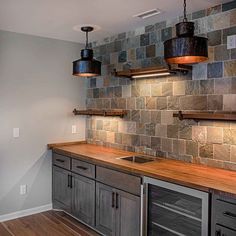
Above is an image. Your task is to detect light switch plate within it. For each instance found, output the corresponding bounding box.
[227,35,236,49]
[13,128,20,138]
[20,185,27,195]
[72,125,77,134]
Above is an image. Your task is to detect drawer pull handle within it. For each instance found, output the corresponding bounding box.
[76,166,88,171]
[56,159,65,163]
[116,193,119,209]
[67,174,70,187]
[223,211,236,219]
[112,192,115,208]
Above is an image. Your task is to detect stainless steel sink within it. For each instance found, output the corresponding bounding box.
[118,155,155,163]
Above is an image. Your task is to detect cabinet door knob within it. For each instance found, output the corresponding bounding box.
[112,192,115,208]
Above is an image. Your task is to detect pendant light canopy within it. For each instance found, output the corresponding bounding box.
[73,26,101,77]
[164,0,208,64]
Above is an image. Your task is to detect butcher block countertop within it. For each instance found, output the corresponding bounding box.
[48,141,236,196]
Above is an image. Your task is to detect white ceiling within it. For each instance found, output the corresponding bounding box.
[0,0,232,43]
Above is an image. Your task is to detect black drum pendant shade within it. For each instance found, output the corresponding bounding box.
[73,27,101,77]
[164,0,208,64]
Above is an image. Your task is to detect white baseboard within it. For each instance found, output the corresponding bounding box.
[0,203,52,222]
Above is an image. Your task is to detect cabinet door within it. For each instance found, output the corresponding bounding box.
[52,166,71,212]
[72,173,95,226]
[96,183,115,236]
[116,190,140,236]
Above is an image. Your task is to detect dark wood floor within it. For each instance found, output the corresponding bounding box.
[0,210,100,236]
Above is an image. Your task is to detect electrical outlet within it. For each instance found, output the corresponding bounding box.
[227,35,236,49]
[72,125,77,134]
[20,185,27,195]
[13,128,20,138]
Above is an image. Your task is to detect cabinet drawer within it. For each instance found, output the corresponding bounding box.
[53,153,71,170]
[215,199,236,230]
[96,166,141,196]
[216,224,236,236]
[72,159,95,179]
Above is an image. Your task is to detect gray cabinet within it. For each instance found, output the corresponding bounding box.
[52,166,72,213]
[96,183,115,235]
[116,189,140,236]
[72,173,95,226]
[96,182,140,236]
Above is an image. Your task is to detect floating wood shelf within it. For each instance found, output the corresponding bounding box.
[73,109,127,118]
[174,111,236,121]
[114,65,192,79]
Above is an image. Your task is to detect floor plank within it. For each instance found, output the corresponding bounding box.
[0,224,12,236]
[1,210,100,236]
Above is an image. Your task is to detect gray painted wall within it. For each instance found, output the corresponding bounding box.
[0,30,86,216]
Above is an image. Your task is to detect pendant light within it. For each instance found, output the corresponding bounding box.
[73,26,101,77]
[164,0,208,64]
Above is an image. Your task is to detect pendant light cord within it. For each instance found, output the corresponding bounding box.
[183,0,187,22]
[85,31,89,49]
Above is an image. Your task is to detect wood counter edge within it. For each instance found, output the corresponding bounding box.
[47,140,87,149]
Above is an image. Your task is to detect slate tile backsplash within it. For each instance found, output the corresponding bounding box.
[85,1,236,171]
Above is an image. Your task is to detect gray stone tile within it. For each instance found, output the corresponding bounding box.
[186,140,198,157]
[214,45,230,61]
[192,64,207,80]
[167,96,180,110]
[151,111,161,123]
[222,1,236,11]
[146,97,156,110]
[214,144,230,161]
[200,80,214,94]
[156,124,167,137]
[207,95,223,110]
[224,60,236,77]
[118,51,127,63]
[136,47,145,60]
[192,10,206,20]
[214,78,231,94]
[223,128,236,145]
[162,83,173,96]
[131,110,140,122]
[145,25,154,32]
[146,44,156,58]
[141,110,151,123]
[223,26,236,43]
[207,127,223,144]
[140,135,151,148]
[207,30,222,46]
[161,27,172,42]
[167,125,179,138]
[140,33,150,46]
[180,96,207,110]
[207,62,223,78]
[186,80,200,95]
[145,123,156,136]
[161,138,173,152]
[199,144,213,158]
[151,137,161,149]
[136,97,145,109]
[156,97,167,110]
[207,5,221,16]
